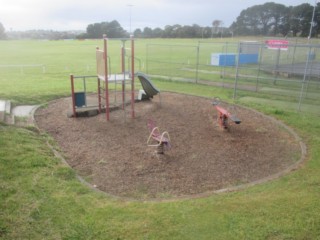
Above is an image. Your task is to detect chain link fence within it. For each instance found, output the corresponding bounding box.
[146,39,320,115]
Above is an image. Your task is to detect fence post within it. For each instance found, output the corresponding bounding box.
[255,43,264,92]
[195,42,200,84]
[273,48,281,85]
[298,45,312,111]
[233,42,241,100]
[222,42,229,80]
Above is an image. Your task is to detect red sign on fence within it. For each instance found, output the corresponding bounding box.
[265,39,289,50]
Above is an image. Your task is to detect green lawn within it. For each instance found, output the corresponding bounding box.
[1,39,320,239]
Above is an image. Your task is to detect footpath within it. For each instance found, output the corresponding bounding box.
[0,99,39,125]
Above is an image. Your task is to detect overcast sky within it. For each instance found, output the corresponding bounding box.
[0,0,317,32]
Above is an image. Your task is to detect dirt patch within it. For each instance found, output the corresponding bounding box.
[34,92,301,200]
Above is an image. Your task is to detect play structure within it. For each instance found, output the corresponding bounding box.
[147,119,171,154]
[96,35,136,121]
[70,36,164,120]
[70,35,136,120]
[212,97,241,129]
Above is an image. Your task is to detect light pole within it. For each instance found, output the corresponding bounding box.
[127,4,134,35]
[308,0,318,40]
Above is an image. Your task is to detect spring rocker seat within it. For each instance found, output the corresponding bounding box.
[147,119,171,154]
[212,97,241,129]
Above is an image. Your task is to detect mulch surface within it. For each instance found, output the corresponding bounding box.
[34,92,301,200]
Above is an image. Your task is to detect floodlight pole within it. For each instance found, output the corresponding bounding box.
[127,4,134,35]
[308,0,318,40]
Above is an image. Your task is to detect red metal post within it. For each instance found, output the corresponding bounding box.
[121,43,125,110]
[97,76,101,113]
[131,35,135,118]
[70,74,76,117]
[121,46,125,73]
[103,35,109,121]
[96,47,102,113]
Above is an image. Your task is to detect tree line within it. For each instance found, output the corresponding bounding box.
[79,2,319,39]
[231,2,319,37]
[0,2,319,40]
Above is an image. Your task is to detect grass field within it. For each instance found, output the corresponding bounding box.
[1,38,320,239]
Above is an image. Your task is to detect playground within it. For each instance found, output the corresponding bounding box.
[34,91,302,200]
[31,37,303,200]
